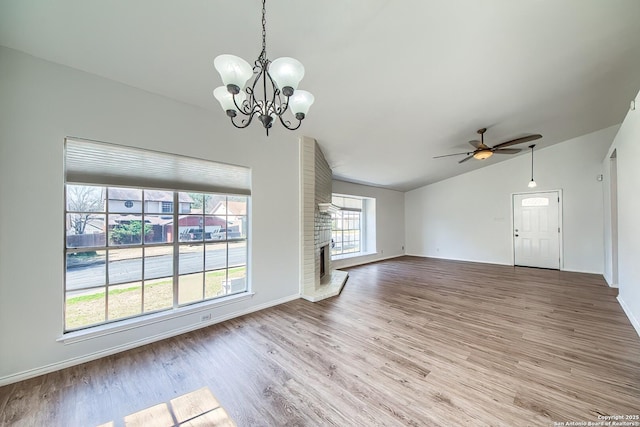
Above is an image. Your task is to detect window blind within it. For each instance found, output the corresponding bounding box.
[65,138,251,195]
[332,195,362,211]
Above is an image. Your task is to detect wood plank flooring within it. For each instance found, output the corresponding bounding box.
[1,256,639,426]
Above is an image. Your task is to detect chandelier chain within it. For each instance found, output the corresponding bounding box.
[259,0,267,62]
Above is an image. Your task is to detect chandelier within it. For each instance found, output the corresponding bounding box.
[213,0,314,136]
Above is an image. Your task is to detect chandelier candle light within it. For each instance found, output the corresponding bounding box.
[528,144,537,188]
[213,0,314,136]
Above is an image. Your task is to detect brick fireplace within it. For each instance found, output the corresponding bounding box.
[300,136,348,302]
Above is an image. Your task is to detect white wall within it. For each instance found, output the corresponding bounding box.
[331,180,405,269]
[602,90,640,335]
[0,47,301,384]
[405,126,618,274]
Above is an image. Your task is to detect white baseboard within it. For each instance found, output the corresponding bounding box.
[0,294,300,387]
[406,254,607,275]
[404,253,512,267]
[617,296,640,338]
[333,253,403,269]
[560,267,604,275]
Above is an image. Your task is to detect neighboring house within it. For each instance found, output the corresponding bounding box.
[108,188,193,214]
[67,189,201,245]
[176,214,226,241]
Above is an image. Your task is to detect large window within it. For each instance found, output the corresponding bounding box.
[331,194,375,258]
[64,139,251,332]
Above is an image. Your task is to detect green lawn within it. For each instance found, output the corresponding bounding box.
[65,267,246,330]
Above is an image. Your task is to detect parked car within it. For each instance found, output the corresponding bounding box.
[180,228,211,241]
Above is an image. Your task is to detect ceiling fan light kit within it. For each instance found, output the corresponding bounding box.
[473,150,493,160]
[212,0,314,135]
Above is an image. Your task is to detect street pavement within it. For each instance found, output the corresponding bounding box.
[66,246,246,290]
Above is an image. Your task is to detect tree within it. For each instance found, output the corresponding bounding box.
[110,221,153,244]
[67,185,104,234]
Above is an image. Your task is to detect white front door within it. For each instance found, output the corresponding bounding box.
[513,191,561,269]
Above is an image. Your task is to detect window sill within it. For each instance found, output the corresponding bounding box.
[331,251,377,262]
[58,292,255,345]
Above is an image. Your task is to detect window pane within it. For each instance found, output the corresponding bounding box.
[144,215,173,243]
[227,196,247,215]
[66,185,105,212]
[208,196,225,215]
[331,206,362,257]
[228,241,246,268]
[205,216,226,241]
[179,244,204,275]
[66,250,106,290]
[144,246,173,280]
[522,197,550,207]
[108,248,142,285]
[203,193,227,215]
[222,266,246,295]
[142,189,173,214]
[108,187,142,213]
[107,282,142,321]
[65,288,106,330]
[143,277,173,312]
[227,216,247,240]
[205,242,227,271]
[109,214,145,245]
[179,215,205,242]
[66,214,106,248]
[182,192,202,214]
[205,269,226,299]
[179,273,203,305]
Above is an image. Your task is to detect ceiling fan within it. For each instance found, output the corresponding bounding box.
[434,128,542,164]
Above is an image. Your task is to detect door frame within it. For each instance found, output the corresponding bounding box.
[610,151,619,286]
[511,189,564,270]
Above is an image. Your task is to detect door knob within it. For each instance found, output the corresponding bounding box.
[515,234,519,237]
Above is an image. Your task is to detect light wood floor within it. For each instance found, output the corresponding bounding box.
[1,257,640,426]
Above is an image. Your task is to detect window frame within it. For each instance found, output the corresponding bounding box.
[63,185,249,333]
[58,136,253,336]
[331,208,362,257]
[161,201,173,213]
[331,194,375,260]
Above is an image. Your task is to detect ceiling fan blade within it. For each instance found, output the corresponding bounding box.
[492,148,522,154]
[468,140,481,148]
[433,152,470,159]
[458,154,475,164]
[493,134,542,149]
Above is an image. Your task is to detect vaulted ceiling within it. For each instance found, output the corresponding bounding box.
[2,0,639,191]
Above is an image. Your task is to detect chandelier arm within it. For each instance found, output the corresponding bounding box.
[278,115,302,130]
[274,92,290,117]
[247,60,270,117]
[264,69,289,117]
[231,93,254,116]
[230,113,256,129]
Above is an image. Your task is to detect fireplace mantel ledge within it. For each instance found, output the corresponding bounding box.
[317,203,340,214]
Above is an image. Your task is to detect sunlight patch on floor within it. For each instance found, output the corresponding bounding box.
[96,387,236,427]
